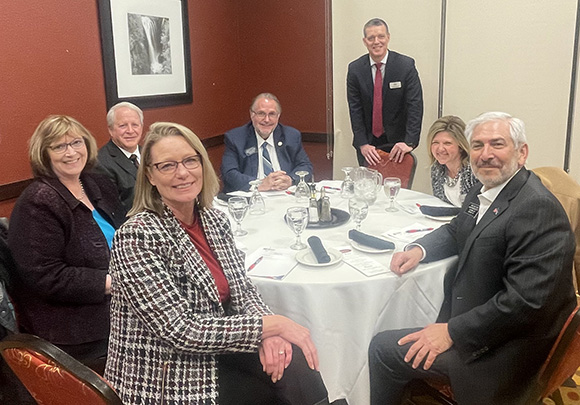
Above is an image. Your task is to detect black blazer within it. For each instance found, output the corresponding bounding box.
[96,140,139,212]
[347,50,423,149]
[416,168,576,403]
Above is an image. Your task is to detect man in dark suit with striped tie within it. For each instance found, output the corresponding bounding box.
[220,93,313,193]
[96,102,143,212]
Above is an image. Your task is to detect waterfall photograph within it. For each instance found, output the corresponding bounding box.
[127,13,172,75]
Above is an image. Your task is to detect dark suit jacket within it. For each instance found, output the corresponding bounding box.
[347,51,423,150]
[416,168,576,403]
[8,173,126,346]
[220,122,313,193]
[96,140,139,212]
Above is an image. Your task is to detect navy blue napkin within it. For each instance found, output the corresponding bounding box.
[419,205,460,217]
[349,230,395,250]
[307,236,331,263]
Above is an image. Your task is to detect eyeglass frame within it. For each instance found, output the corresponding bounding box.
[150,155,202,174]
[251,110,280,120]
[48,138,86,154]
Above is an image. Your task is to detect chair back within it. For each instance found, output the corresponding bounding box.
[531,306,580,401]
[0,333,122,405]
[367,150,417,189]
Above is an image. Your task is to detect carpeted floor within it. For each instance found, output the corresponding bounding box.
[542,371,580,405]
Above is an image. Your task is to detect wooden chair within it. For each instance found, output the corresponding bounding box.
[367,150,417,189]
[0,333,122,405]
[403,306,580,404]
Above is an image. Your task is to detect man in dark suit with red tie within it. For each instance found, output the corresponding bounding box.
[347,18,423,166]
[368,112,576,404]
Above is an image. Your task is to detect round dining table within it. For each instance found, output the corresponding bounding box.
[216,180,458,405]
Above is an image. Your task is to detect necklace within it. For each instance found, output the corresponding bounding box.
[77,179,86,201]
[445,171,460,187]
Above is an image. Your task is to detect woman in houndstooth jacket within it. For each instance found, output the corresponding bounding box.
[104,122,329,405]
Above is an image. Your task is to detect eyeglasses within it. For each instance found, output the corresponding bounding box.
[49,138,85,154]
[251,110,280,120]
[151,155,202,174]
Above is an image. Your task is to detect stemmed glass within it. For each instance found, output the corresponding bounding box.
[295,171,310,203]
[228,196,249,236]
[349,198,369,231]
[340,167,355,199]
[248,179,266,215]
[384,177,402,212]
[285,207,309,250]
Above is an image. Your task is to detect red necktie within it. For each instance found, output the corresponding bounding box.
[372,62,383,138]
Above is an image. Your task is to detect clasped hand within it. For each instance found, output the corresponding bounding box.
[258,171,292,191]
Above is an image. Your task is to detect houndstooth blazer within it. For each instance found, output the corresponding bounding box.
[104,205,273,404]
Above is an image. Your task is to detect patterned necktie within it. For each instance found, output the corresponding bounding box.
[262,144,273,176]
[372,62,384,138]
[129,154,139,169]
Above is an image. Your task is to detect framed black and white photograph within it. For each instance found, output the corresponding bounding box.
[98,0,192,109]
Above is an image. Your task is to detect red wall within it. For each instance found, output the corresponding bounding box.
[0,1,329,217]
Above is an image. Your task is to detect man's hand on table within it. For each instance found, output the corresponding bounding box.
[259,336,293,383]
[398,323,453,370]
[258,171,292,191]
[390,247,423,276]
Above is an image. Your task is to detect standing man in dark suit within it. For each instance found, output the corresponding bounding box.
[368,112,576,404]
[221,93,313,193]
[97,102,143,212]
[347,18,423,166]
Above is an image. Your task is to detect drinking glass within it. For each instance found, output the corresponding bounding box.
[349,198,369,231]
[295,171,310,203]
[248,179,266,215]
[340,167,355,199]
[384,177,402,212]
[285,207,309,250]
[228,196,249,236]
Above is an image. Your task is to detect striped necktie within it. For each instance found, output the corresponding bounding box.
[262,143,273,176]
[129,154,139,169]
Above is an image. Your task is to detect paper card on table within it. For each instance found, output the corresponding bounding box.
[383,222,436,243]
[396,202,420,215]
[245,247,296,280]
[342,250,390,277]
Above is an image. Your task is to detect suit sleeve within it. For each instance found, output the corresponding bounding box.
[347,64,371,149]
[220,132,254,192]
[280,129,314,184]
[403,60,423,147]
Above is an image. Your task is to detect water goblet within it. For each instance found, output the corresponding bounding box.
[349,198,369,231]
[248,179,266,215]
[341,167,355,199]
[384,177,402,212]
[228,196,249,236]
[295,171,310,203]
[285,207,309,250]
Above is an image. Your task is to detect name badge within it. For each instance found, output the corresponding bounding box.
[389,81,402,89]
[466,202,479,218]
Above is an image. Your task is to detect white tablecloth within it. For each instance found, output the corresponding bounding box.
[217,182,457,405]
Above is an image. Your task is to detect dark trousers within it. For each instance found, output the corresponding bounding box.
[369,328,454,405]
[356,134,393,166]
[56,337,108,375]
[218,345,328,405]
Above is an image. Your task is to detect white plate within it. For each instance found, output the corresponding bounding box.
[296,248,342,267]
[424,214,455,222]
[350,239,394,254]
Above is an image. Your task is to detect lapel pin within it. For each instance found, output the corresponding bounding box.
[277,141,283,147]
[493,208,499,215]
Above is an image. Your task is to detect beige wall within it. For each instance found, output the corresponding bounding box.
[333,0,580,192]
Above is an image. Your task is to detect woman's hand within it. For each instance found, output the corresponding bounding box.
[259,336,292,383]
[105,274,112,295]
[262,315,319,371]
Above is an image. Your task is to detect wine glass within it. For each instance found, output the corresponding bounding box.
[295,171,310,203]
[341,167,355,199]
[249,179,266,215]
[349,198,369,231]
[228,196,249,236]
[384,177,401,212]
[285,207,309,250]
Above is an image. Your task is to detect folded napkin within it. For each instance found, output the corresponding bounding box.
[349,230,395,250]
[307,236,331,263]
[419,205,461,217]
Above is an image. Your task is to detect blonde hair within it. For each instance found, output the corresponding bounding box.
[426,115,469,167]
[129,122,219,217]
[28,115,98,178]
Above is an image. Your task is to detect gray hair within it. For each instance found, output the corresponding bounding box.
[465,112,527,148]
[106,102,144,128]
[363,18,389,37]
[250,93,282,114]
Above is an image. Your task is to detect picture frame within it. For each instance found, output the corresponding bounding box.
[97,0,192,109]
